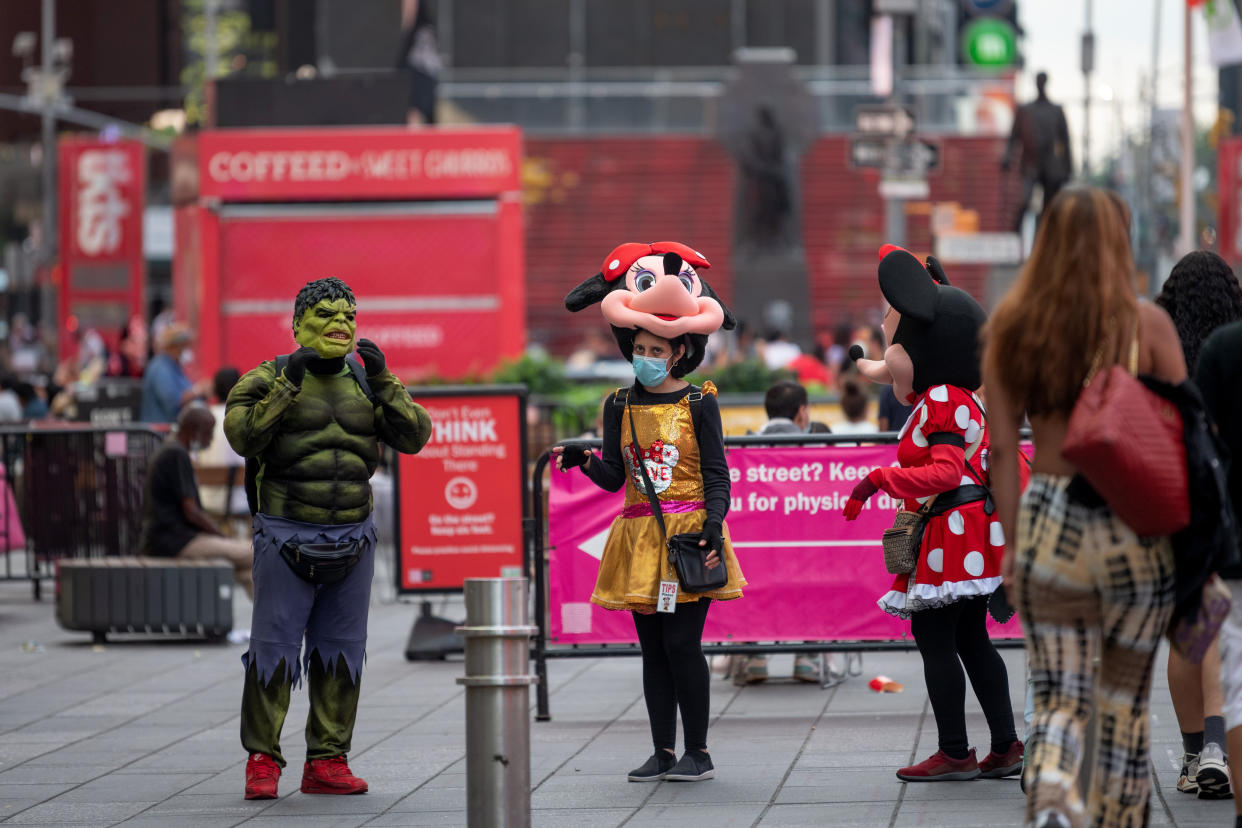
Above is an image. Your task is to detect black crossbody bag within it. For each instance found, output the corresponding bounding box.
[627,400,727,594]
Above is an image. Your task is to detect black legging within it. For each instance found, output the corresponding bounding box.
[910,595,1017,759]
[632,598,712,753]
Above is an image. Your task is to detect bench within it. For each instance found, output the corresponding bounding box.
[56,557,234,644]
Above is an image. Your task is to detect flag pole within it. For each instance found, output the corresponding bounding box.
[1179,0,1196,255]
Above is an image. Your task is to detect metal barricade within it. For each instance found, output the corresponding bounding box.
[0,424,168,599]
[528,430,1030,720]
[457,578,537,828]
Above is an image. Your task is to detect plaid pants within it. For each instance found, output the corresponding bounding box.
[1012,475,1174,828]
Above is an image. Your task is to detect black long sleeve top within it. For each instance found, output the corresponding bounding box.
[582,383,730,527]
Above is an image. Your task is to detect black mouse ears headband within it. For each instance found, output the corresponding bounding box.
[877,244,950,323]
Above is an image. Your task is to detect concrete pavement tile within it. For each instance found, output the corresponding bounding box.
[0,799,47,820]
[530,785,643,810]
[50,771,211,803]
[256,792,405,816]
[0,800,154,824]
[244,817,373,828]
[901,779,1025,801]
[774,782,896,805]
[792,750,911,769]
[366,811,466,827]
[0,782,76,800]
[626,802,765,827]
[144,792,274,817]
[0,765,116,784]
[757,802,896,826]
[645,779,779,805]
[113,815,240,828]
[528,808,631,827]
[387,786,466,812]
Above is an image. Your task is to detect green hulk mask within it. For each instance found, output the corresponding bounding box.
[291,277,357,359]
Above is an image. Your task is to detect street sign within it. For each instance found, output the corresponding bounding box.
[849,136,888,168]
[856,105,915,137]
[876,0,920,13]
[935,232,1023,264]
[961,18,1018,69]
[879,178,930,200]
[961,0,1014,13]
[889,139,940,175]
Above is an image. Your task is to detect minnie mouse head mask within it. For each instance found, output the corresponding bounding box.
[564,241,736,375]
[852,245,986,404]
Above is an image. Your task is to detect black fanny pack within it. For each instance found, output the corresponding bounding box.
[279,541,363,585]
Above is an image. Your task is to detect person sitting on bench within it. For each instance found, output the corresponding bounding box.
[139,403,254,598]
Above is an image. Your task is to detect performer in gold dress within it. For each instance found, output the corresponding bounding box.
[554,241,744,784]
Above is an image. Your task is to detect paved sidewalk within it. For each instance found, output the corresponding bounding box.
[0,572,1229,827]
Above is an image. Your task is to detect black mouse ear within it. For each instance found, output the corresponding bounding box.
[924,255,951,286]
[879,249,937,323]
[699,278,737,330]
[565,273,614,312]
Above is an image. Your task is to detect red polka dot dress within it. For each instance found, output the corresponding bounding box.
[876,384,1005,619]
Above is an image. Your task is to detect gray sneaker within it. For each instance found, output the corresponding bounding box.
[1196,743,1232,800]
[664,750,715,781]
[1177,752,1200,794]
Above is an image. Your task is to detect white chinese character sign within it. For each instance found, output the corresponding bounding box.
[58,139,145,359]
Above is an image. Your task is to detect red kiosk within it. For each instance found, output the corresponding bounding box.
[172,126,525,381]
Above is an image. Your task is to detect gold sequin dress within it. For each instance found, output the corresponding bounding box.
[590,382,746,611]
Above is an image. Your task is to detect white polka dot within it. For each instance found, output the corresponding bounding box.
[964,550,986,577]
[955,405,970,429]
[990,522,1005,547]
[926,548,944,573]
[929,385,949,403]
[947,511,965,535]
[609,259,621,271]
[694,250,704,258]
[980,450,990,471]
[912,426,928,448]
[965,420,981,444]
[960,475,973,487]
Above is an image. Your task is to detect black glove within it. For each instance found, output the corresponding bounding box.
[355,338,386,377]
[699,520,723,554]
[283,346,319,387]
[559,443,592,470]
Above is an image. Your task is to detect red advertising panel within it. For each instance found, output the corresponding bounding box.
[58,139,145,356]
[397,388,527,592]
[195,126,521,202]
[173,127,524,381]
[1220,137,1242,268]
[548,445,1021,645]
[215,205,518,381]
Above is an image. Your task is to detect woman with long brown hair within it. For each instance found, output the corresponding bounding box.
[983,187,1187,827]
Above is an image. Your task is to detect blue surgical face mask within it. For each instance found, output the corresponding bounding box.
[633,354,671,387]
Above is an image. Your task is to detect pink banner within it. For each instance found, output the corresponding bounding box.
[547,445,1022,645]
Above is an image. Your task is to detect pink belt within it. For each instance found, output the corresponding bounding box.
[622,500,705,519]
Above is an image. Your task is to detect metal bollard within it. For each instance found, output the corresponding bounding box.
[457,578,538,828]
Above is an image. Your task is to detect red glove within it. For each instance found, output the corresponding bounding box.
[842,471,882,521]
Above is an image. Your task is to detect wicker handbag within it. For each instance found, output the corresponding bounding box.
[881,498,936,575]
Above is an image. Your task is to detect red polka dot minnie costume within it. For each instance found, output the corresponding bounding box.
[843,245,1023,782]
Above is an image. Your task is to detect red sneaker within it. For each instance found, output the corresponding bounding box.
[244,753,281,800]
[896,749,980,782]
[301,755,369,795]
[979,740,1024,779]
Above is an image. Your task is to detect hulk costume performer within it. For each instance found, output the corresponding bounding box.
[225,277,432,800]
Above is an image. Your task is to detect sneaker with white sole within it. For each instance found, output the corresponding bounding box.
[793,655,820,683]
[664,750,715,781]
[1177,752,1200,794]
[627,751,675,782]
[1196,743,1232,799]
